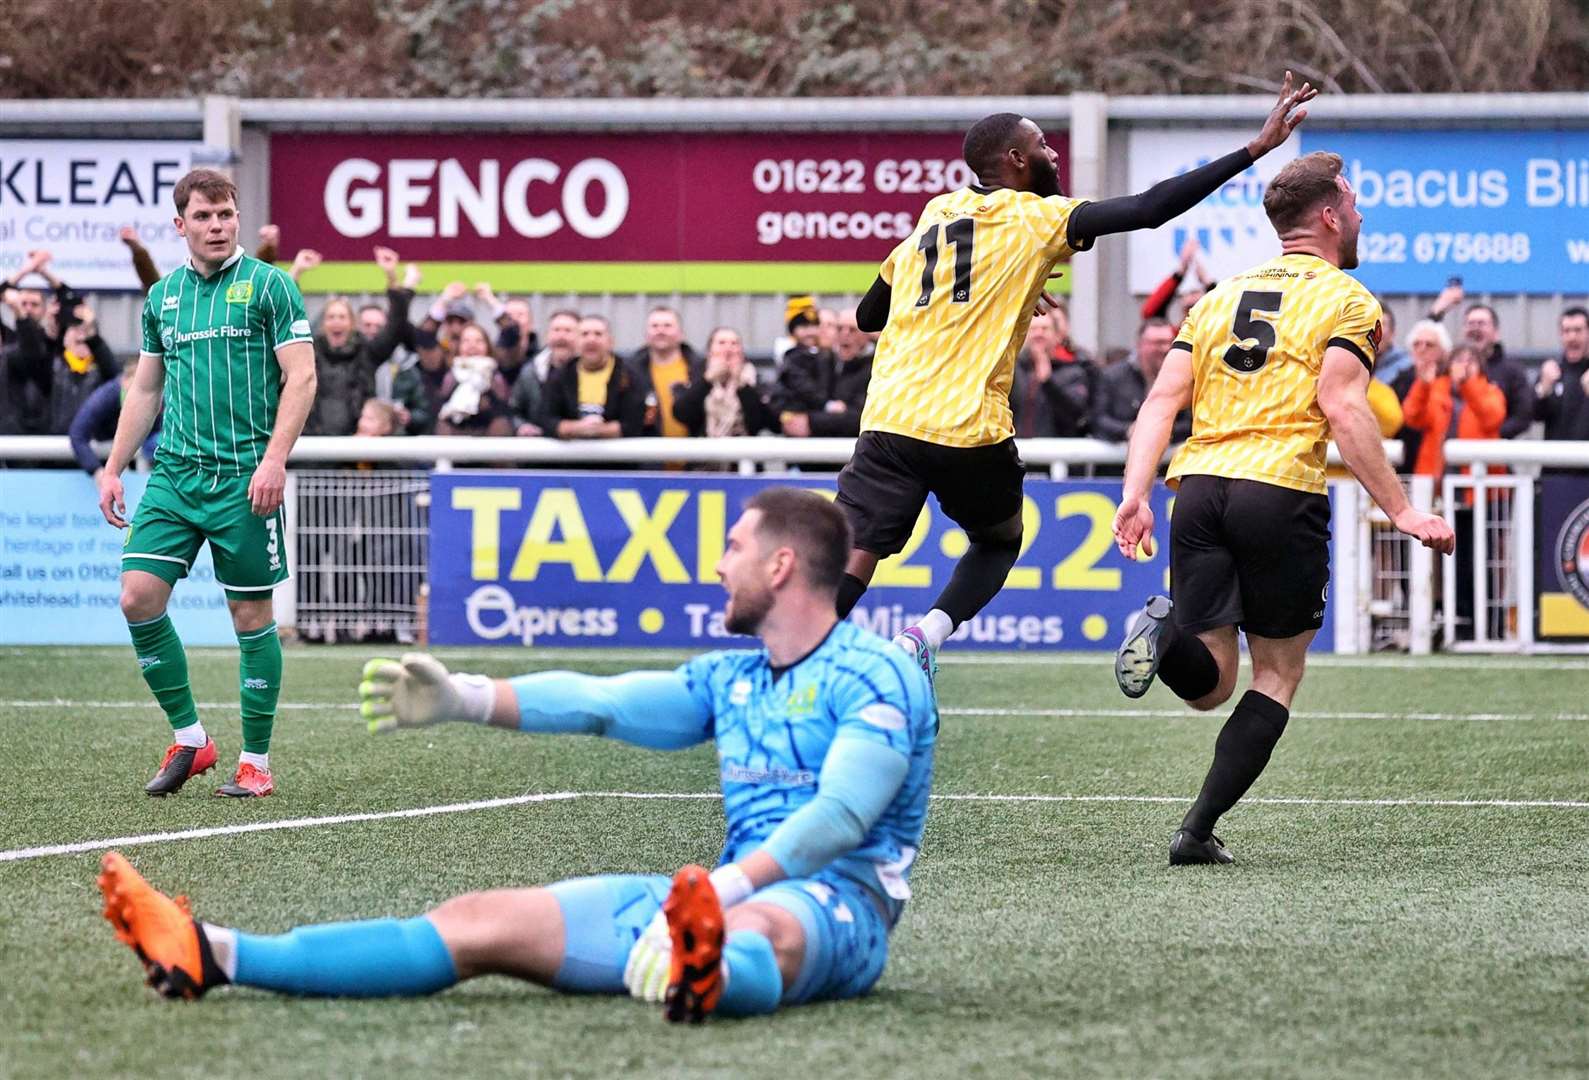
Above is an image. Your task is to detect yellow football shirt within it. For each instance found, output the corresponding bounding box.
[648,356,690,438]
[860,187,1089,448]
[1167,253,1383,495]
[577,357,615,418]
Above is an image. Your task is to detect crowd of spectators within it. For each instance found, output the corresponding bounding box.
[4,231,1588,486]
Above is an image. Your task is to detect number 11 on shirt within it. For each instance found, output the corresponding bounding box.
[915,219,976,307]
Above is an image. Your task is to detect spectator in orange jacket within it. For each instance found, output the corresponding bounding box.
[1401,342,1507,478]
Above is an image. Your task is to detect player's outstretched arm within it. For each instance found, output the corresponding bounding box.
[359,654,712,748]
[1113,348,1193,560]
[1318,348,1455,554]
[1068,72,1316,246]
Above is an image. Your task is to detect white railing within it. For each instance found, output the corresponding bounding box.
[11,435,1588,654]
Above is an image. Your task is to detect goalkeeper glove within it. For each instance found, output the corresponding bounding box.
[358,653,495,734]
[622,864,755,1002]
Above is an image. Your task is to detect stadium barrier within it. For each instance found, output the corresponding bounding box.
[5,436,1587,654]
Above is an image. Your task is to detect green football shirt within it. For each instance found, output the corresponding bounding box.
[140,247,312,477]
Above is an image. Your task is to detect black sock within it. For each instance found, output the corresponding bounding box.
[932,536,1021,625]
[1157,622,1221,701]
[836,573,868,618]
[1181,689,1290,839]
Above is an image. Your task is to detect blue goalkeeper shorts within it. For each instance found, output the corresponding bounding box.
[546,869,890,1005]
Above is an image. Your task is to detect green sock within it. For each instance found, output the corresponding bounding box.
[237,622,282,755]
[128,614,199,733]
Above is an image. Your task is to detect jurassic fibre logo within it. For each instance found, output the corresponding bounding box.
[1554,497,1589,607]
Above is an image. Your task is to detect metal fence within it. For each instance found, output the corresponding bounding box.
[284,469,430,643]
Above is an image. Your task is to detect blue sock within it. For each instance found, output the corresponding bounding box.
[717,930,783,1017]
[234,916,457,997]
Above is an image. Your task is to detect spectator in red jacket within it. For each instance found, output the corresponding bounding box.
[1140,237,1216,323]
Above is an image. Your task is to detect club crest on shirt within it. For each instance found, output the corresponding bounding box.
[729,679,752,706]
[225,281,254,304]
[785,684,817,715]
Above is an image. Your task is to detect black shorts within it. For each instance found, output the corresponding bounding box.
[1170,474,1331,639]
[836,432,1025,557]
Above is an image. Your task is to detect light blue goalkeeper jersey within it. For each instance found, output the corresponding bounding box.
[676,621,937,913]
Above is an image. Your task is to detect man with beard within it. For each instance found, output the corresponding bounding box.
[840,73,1318,686]
[1110,151,1454,867]
[97,488,935,1025]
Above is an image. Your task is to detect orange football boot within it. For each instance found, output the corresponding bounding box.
[144,738,217,797]
[215,762,273,798]
[97,851,221,999]
[662,864,725,1024]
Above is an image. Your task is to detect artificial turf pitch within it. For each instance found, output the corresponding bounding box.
[1,645,1585,1079]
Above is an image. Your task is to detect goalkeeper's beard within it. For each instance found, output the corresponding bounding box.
[724,583,774,636]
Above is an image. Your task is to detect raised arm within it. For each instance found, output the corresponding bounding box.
[1068,73,1315,246]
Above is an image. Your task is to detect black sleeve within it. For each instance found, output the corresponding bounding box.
[11,317,54,389]
[1535,385,1561,424]
[368,288,412,364]
[88,335,120,379]
[856,276,891,333]
[807,408,862,438]
[68,380,119,475]
[671,378,709,435]
[1497,364,1535,439]
[614,373,648,438]
[738,385,774,435]
[1068,147,1255,247]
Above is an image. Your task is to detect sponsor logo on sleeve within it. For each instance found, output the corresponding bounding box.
[290,319,312,336]
[859,703,907,731]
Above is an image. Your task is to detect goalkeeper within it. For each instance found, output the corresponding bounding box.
[97,488,936,1023]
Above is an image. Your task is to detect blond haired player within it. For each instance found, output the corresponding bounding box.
[839,74,1318,683]
[1111,151,1455,866]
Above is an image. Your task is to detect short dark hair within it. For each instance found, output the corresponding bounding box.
[962,113,1026,178]
[548,308,581,324]
[1465,303,1499,328]
[1562,306,1589,326]
[1262,151,1344,233]
[173,168,237,215]
[1138,317,1174,340]
[357,304,385,318]
[578,313,610,328]
[744,487,851,594]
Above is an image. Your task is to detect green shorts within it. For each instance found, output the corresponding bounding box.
[122,466,289,602]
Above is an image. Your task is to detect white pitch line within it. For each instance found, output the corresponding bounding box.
[5,700,1587,724]
[3,789,1585,865]
[940,706,1589,722]
[3,646,1587,671]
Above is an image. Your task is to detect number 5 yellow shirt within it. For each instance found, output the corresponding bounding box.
[1167,252,1383,495]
